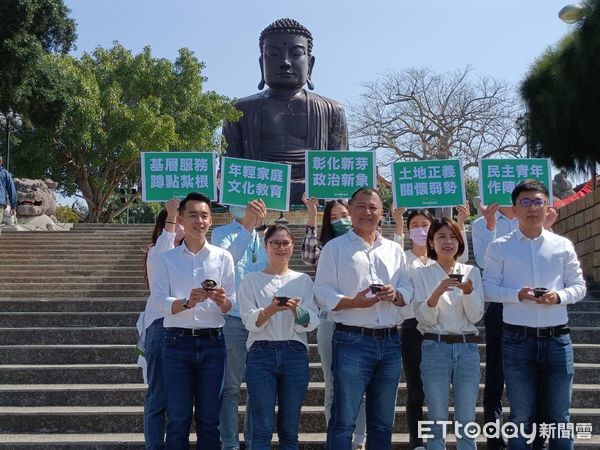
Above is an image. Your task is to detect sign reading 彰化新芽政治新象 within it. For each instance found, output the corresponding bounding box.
[391,159,465,208]
[140,152,217,202]
[305,150,376,199]
[220,157,291,211]
[479,158,552,207]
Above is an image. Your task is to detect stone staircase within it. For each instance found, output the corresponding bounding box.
[0,224,599,448]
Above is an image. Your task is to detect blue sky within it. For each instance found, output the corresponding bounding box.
[65,0,573,106]
[57,1,583,205]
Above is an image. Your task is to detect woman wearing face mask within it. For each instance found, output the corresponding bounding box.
[140,199,185,449]
[239,224,319,450]
[301,193,366,450]
[412,218,484,450]
[389,206,470,450]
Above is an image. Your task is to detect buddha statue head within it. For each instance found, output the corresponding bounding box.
[258,18,315,91]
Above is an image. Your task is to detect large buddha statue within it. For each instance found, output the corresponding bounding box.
[222,18,348,204]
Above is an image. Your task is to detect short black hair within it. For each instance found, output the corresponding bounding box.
[259,18,313,54]
[349,188,383,206]
[406,209,435,229]
[426,217,465,261]
[179,192,211,214]
[511,179,549,206]
[264,223,295,244]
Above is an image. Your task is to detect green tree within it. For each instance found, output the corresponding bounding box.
[14,44,240,222]
[0,0,76,121]
[521,0,600,179]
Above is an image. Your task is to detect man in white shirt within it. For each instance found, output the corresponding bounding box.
[314,188,413,450]
[211,200,268,450]
[483,180,586,450]
[472,203,518,450]
[152,192,236,449]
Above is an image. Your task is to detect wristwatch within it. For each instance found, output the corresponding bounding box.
[181,298,190,309]
[255,225,267,232]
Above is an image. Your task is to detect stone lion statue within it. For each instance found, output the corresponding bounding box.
[10,178,69,231]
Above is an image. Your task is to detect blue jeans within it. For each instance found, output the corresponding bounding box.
[220,315,252,450]
[502,329,574,450]
[163,328,226,450]
[327,329,402,450]
[420,340,480,450]
[144,318,166,450]
[317,317,366,445]
[246,340,310,450]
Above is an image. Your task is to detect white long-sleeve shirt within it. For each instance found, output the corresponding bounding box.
[482,228,586,327]
[239,270,318,350]
[313,230,413,328]
[151,240,236,329]
[471,213,518,269]
[412,261,484,335]
[143,230,176,330]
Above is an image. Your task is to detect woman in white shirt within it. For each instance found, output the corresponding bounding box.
[239,224,319,450]
[391,207,469,450]
[141,199,184,449]
[412,217,484,450]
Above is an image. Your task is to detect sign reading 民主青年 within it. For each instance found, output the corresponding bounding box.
[391,159,465,208]
[479,158,553,207]
[305,150,376,199]
[220,157,291,211]
[140,151,217,202]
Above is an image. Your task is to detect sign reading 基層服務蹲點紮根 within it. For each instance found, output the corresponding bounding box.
[479,158,552,206]
[391,159,465,208]
[220,157,291,211]
[305,150,376,199]
[140,151,217,202]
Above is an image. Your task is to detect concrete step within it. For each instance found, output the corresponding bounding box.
[1,363,600,385]
[0,290,149,298]
[2,382,599,409]
[0,405,598,434]
[0,299,147,312]
[0,312,140,328]
[1,310,599,329]
[3,342,599,366]
[0,433,597,450]
[3,326,600,346]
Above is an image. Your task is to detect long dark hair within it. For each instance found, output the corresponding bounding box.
[144,209,169,288]
[319,200,349,245]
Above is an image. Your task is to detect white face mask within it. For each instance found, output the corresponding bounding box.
[409,226,429,246]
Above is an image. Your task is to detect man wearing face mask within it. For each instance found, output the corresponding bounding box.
[301,194,367,450]
[211,200,268,450]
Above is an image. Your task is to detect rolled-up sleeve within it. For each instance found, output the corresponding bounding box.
[239,276,268,332]
[555,241,587,305]
[313,243,344,312]
[482,241,521,304]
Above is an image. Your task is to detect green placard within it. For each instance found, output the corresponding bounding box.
[305,150,376,199]
[220,157,291,211]
[140,152,216,202]
[391,159,465,208]
[479,158,552,207]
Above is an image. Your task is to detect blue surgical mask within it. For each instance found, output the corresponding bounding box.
[331,217,352,236]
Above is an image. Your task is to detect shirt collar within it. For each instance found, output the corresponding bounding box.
[179,239,210,256]
[515,227,548,242]
[348,229,383,246]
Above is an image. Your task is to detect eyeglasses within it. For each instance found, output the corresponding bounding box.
[518,198,547,208]
[267,240,292,249]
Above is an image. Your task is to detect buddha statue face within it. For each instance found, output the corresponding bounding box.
[260,33,315,91]
[258,18,315,91]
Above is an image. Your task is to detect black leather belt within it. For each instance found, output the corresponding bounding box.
[166,327,222,337]
[423,333,482,344]
[335,323,398,337]
[503,323,570,338]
